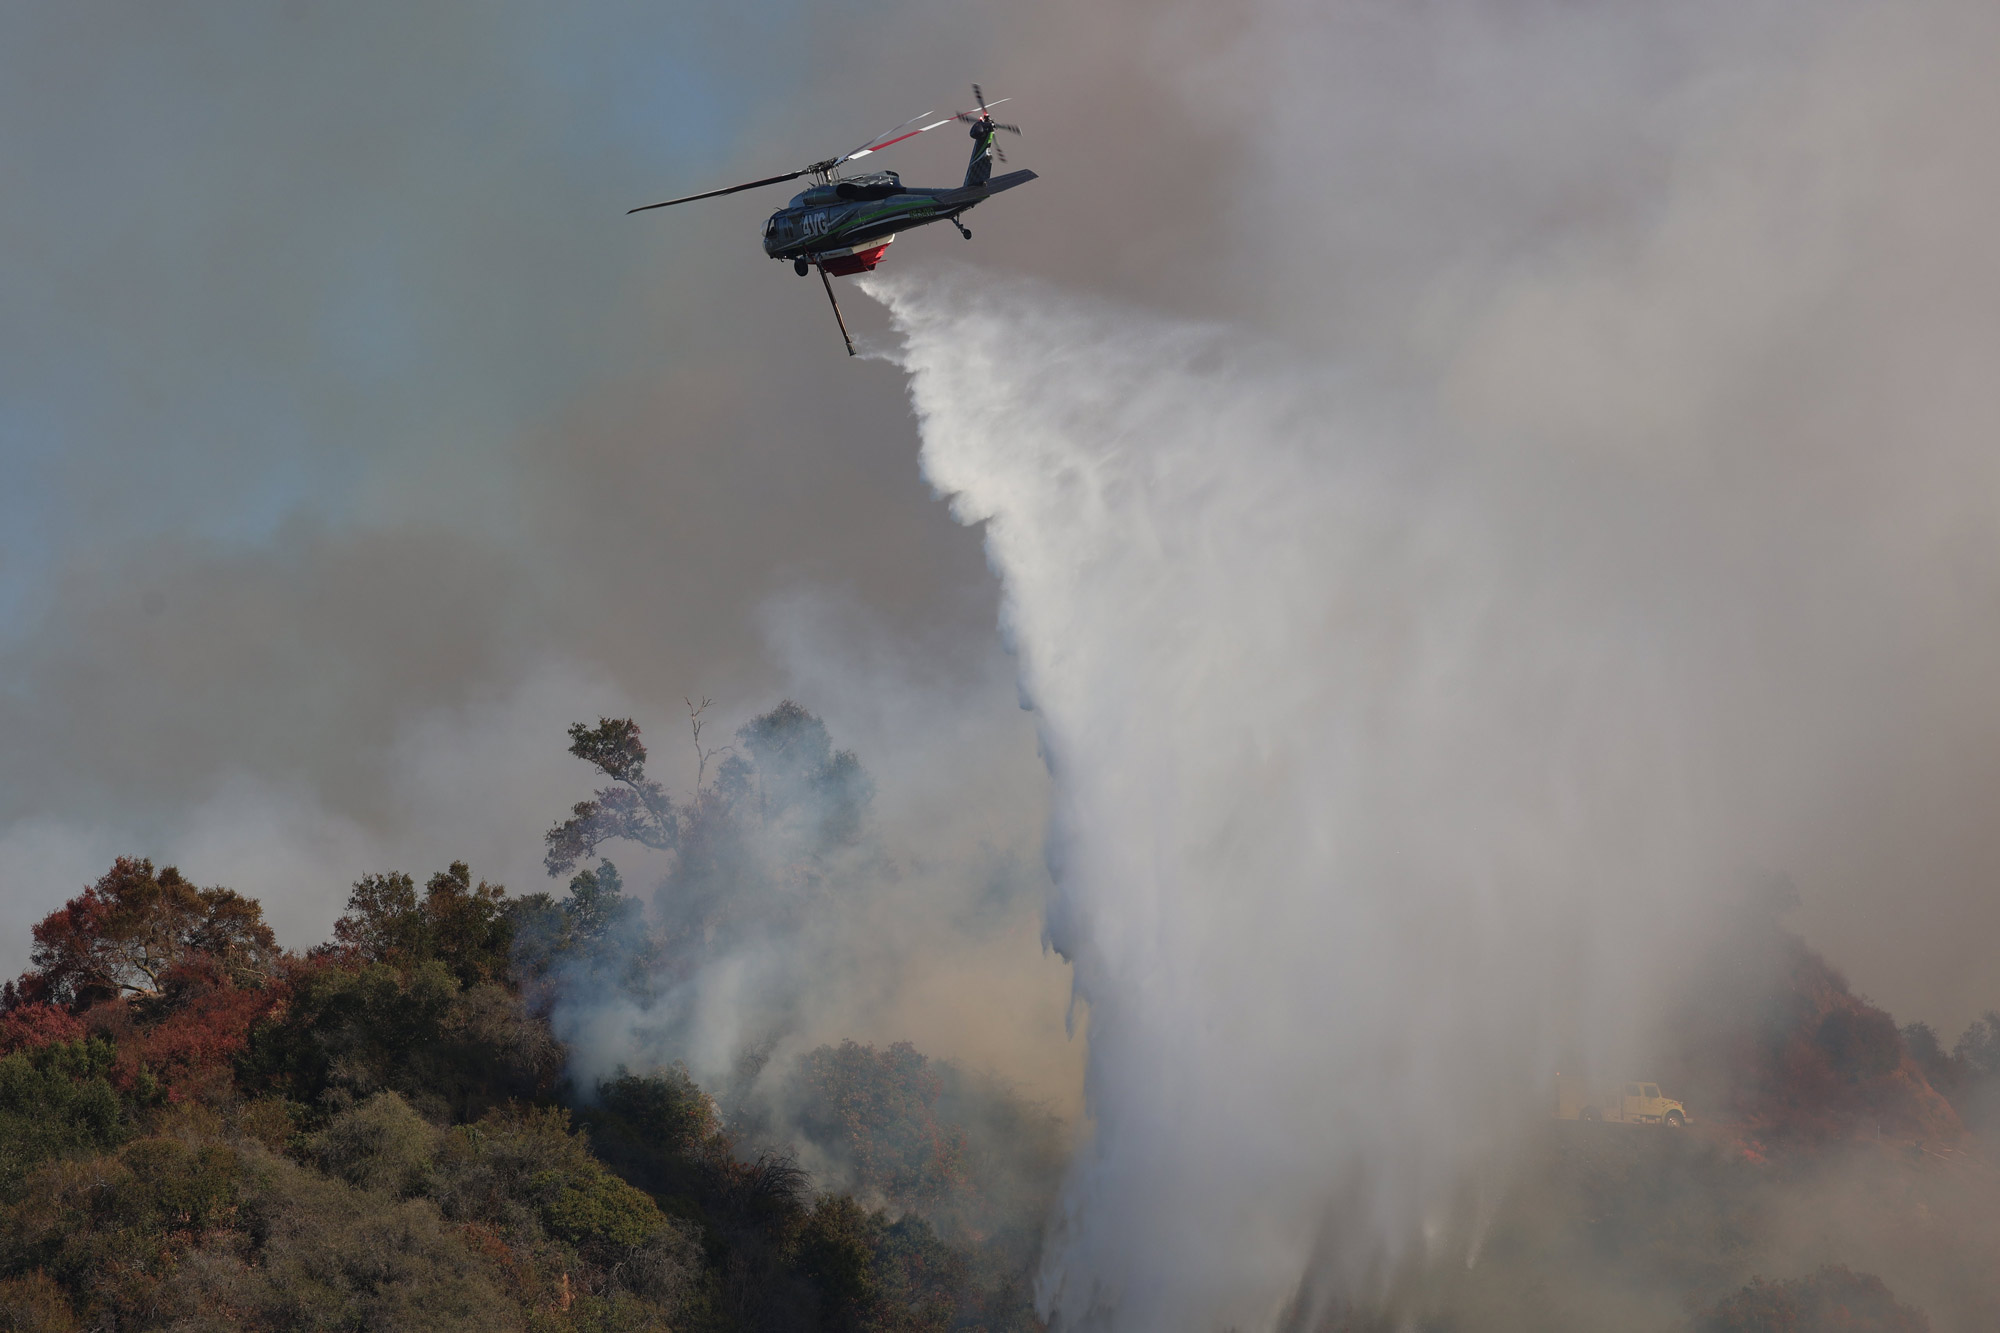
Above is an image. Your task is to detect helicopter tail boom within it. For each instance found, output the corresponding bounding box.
[932,168,1037,211]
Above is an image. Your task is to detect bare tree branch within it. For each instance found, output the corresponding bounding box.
[686,696,735,791]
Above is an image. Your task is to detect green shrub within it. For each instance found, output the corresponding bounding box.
[118,1137,240,1231]
[189,1150,525,1333]
[233,1096,300,1150]
[541,1167,665,1251]
[0,1040,131,1198]
[242,960,561,1121]
[794,1195,879,1333]
[579,1067,733,1212]
[428,1105,670,1260]
[596,1066,721,1160]
[304,1092,441,1194]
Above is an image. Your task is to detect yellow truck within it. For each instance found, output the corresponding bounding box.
[1554,1074,1689,1126]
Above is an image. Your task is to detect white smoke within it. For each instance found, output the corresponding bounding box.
[542,599,1081,1115]
[860,1,2000,1323]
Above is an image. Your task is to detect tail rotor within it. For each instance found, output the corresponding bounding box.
[958,83,1022,162]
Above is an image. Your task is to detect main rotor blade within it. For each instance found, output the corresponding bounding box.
[628,168,807,213]
[837,111,932,164]
[629,95,1017,214]
[840,103,1000,163]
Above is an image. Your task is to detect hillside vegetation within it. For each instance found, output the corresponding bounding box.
[1312,885,2000,1333]
[5,704,1999,1332]
[0,702,1057,1333]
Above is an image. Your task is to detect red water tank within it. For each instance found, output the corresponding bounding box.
[819,242,892,277]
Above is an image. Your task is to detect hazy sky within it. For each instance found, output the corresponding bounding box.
[4,0,2000,1062]
[0,0,1199,1106]
[0,0,1026,949]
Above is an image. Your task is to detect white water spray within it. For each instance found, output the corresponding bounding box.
[868,268,1759,1329]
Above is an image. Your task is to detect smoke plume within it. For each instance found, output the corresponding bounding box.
[863,1,2000,1325]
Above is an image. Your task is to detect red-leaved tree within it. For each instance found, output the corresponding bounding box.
[0,1001,85,1056]
[5,857,278,1012]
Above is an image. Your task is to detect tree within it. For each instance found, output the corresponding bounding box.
[792,1193,965,1333]
[1953,1011,2000,1080]
[535,701,879,1018]
[543,700,873,879]
[331,871,423,961]
[793,1041,969,1217]
[540,701,877,989]
[240,957,562,1121]
[794,1194,880,1333]
[543,718,677,875]
[508,862,657,1005]
[329,862,514,988]
[736,700,872,845]
[7,859,276,1011]
[418,863,514,987]
[0,1003,85,1058]
[1815,1007,1903,1083]
[1901,1021,1965,1097]
[563,861,641,947]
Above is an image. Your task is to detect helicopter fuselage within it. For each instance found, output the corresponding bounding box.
[762,168,1036,274]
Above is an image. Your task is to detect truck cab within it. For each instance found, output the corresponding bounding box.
[1615,1082,1688,1125]
[1555,1074,1689,1125]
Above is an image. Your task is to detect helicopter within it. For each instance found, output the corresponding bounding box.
[629,86,1034,355]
